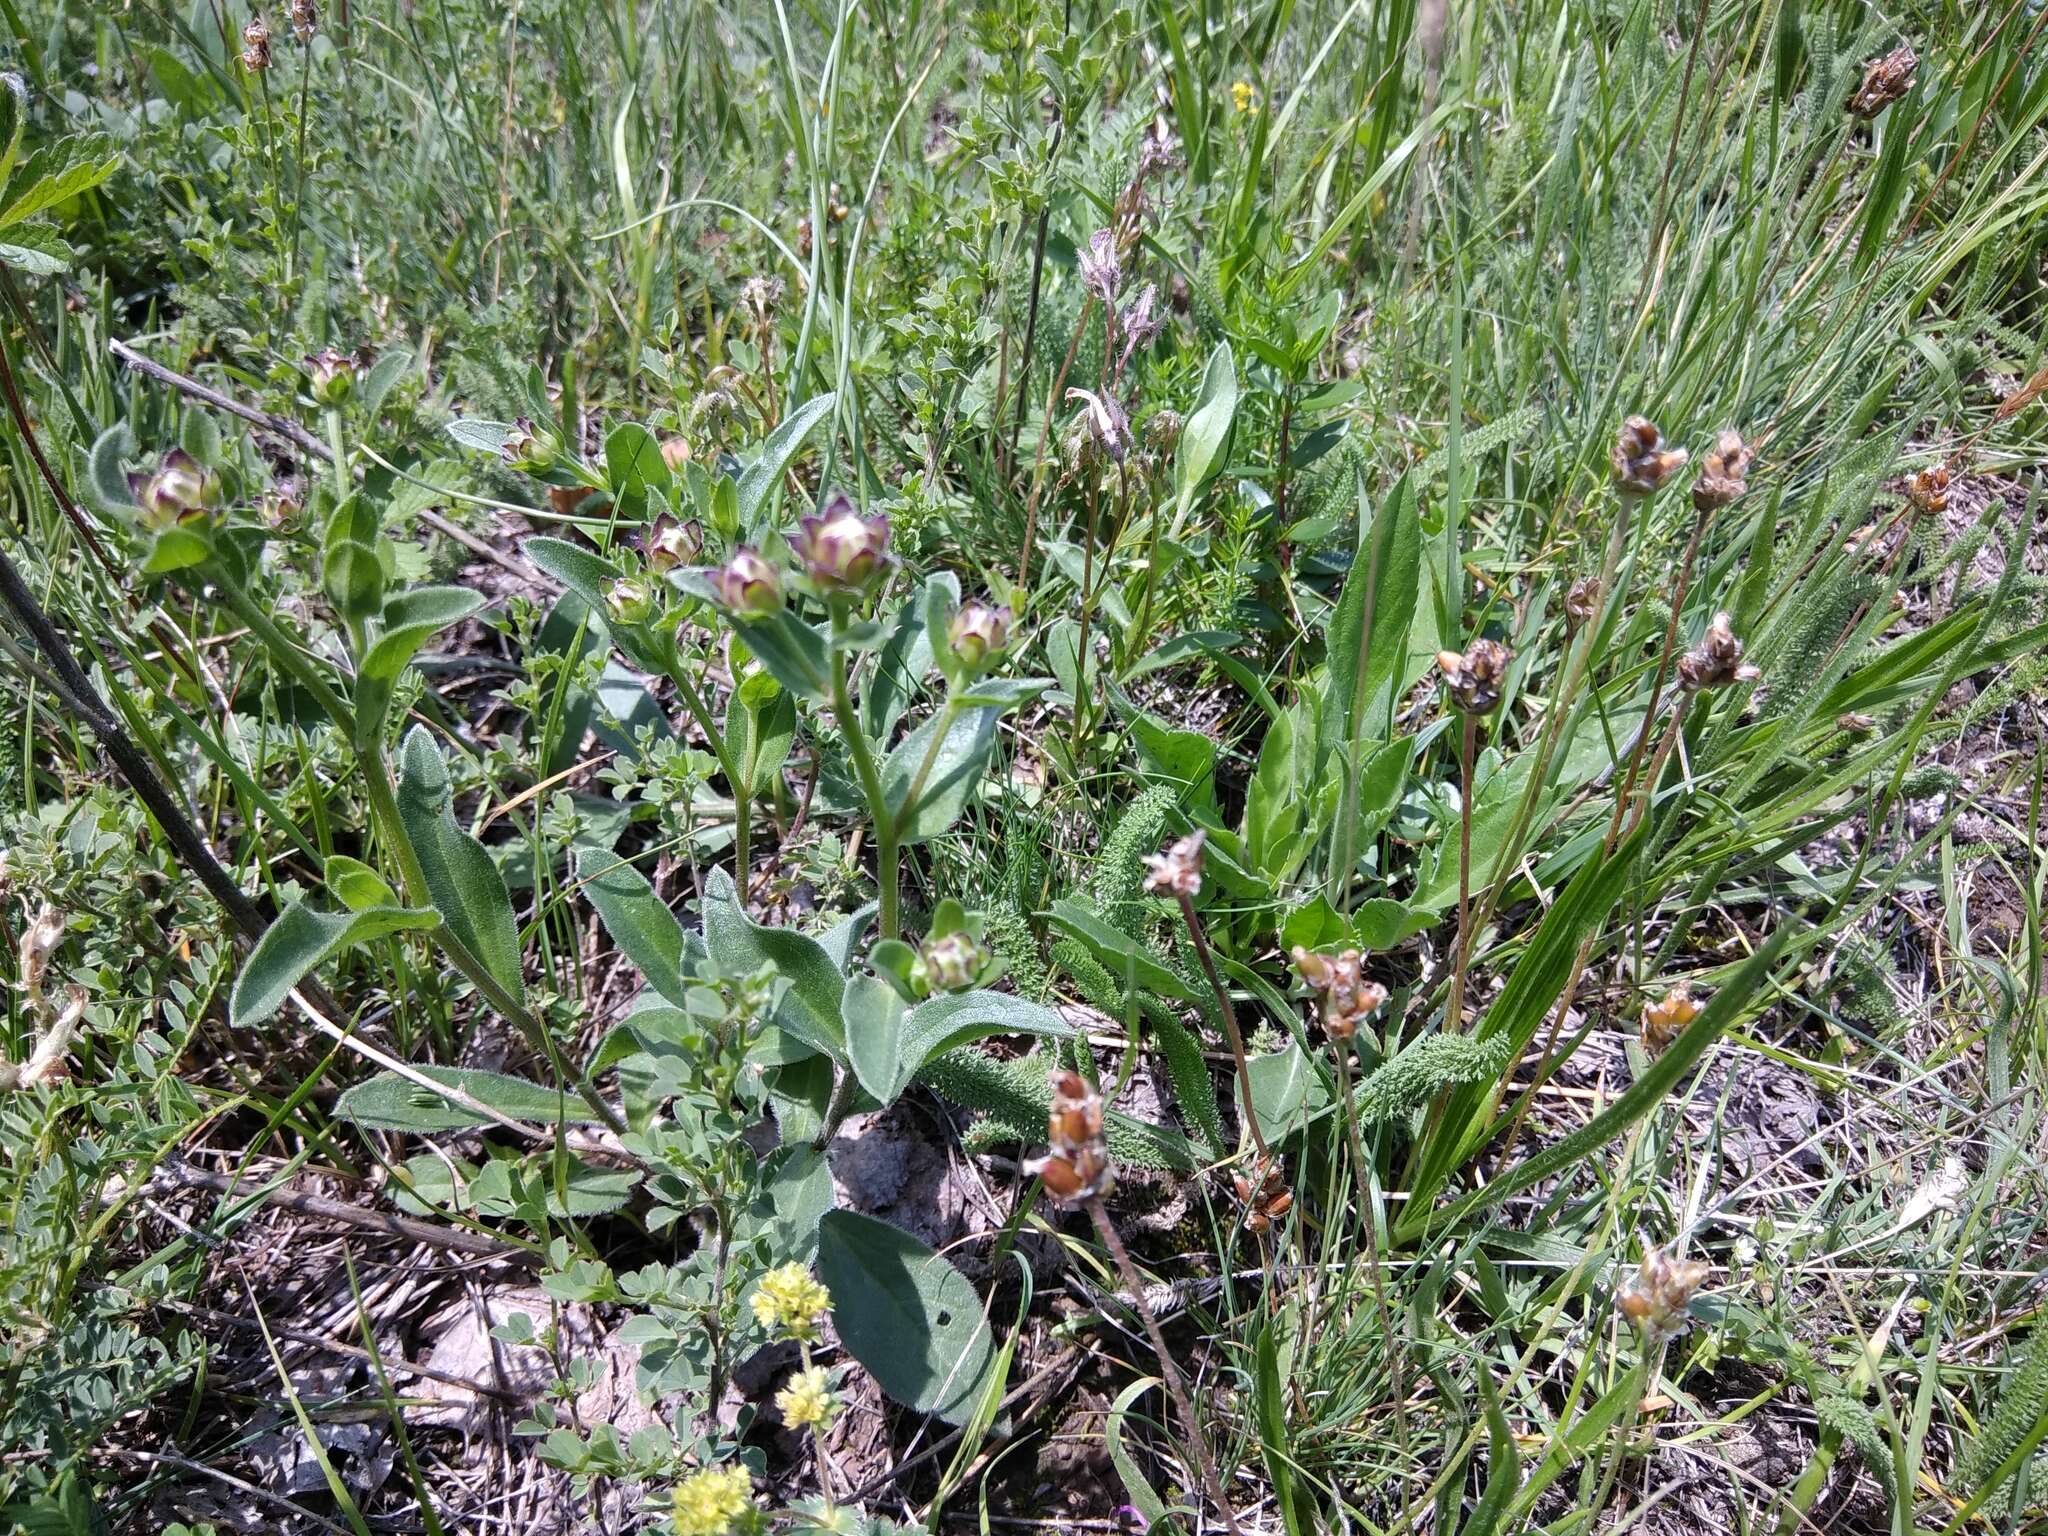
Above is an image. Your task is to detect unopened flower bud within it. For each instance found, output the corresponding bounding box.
[499,416,561,474]
[793,491,891,592]
[1612,415,1688,498]
[130,449,218,528]
[1437,639,1513,714]
[1676,611,1760,692]
[304,347,357,405]
[947,600,1011,672]
[606,576,656,626]
[1846,46,1916,119]
[289,0,316,39]
[1234,1158,1293,1234]
[715,546,783,615]
[1067,387,1131,464]
[641,513,702,574]
[660,436,692,472]
[1077,227,1122,303]
[1691,430,1753,512]
[915,930,986,995]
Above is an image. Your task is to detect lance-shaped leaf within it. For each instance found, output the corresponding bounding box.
[356,586,488,743]
[881,704,1001,845]
[737,391,837,535]
[574,847,694,1005]
[232,902,439,1027]
[842,978,1071,1106]
[336,1066,604,1132]
[699,868,847,1060]
[396,727,526,1003]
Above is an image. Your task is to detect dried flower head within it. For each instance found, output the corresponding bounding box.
[241,14,272,70]
[947,600,1012,672]
[1066,387,1131,464]
[671,1464,759,1536]
[1905,463,1950,516]
[288,0,316,40]
[1639,982,1701,1056]
[1234,1158,1293,1234]
[775,1365,839,1430]
[793,491,891,592]
[1078,227,1123,303]
[1847,46,1917,119]
[1564,577,1601,632]
[739,274,785,327]
[1436,638,1513,714]
[641,513,703,574]
[1145,408,1184,453]
[499,416,561,474]
[1136,119,1182,180]
[750,1262,832,1342]
[1142,830,1205,898]
[1115,284,1165,375]
[19,903,64,1006]
[1836,712,1878,734]
[715,546,783,616]
[1291,946,1388,1042]
[1040,1069,1114,1202]
[1691,430,1753,512]
[1616,1246,1709,1343]
[130,449,218,529]
[16,984,86,1090]
[1612,415,1689,498]
[1676,611,1760,692]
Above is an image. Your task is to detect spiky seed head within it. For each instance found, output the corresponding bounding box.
[1676,611,1760,692]
[1692,430,1754,512]
[1612,415,1689,498]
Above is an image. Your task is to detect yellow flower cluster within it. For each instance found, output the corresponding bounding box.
[1231,79,1258,113]
[671,1464,758,1536]
[750,1263,832,1343]
[775,1365,839,1430]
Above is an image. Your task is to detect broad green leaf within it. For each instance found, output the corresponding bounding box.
[0,136,119,227]
[1325,472,1422,756]
[325,855,396,911]
[84,423,136,516]
[1174,341,1238,520]
[603,422,671,521]
[361,348,414,416]
[0,223,72,274]
[524,535,622,614]
[335,1066,601,1132]
[815,1210,996,1424]
[0,74,22,184]
[881,704,1000,844]
[865,574,957,742]
[231,902,438,1026]
[736,391,836,535]
[699,867,846,1059]
[396,727,526,1003]
[447,418,518,455]
[1352,897,1431,952]
[141,525,211,573]
[730,608,830,703]
[841,970,911,1104]
[575,847,693,1005]
[1047,899,1198,1000]
[1249,1043,1332,1134]
[726,670,796,796]
[357,586,488,740]
[756,1144,837,1261]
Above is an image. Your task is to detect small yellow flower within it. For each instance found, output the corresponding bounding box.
[1232,79,1257,113]
[671,1463,758,1536]
[775,1365,839,1430]
[750,1263,832,1343]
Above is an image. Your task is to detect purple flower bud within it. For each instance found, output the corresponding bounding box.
[792,491,891,592]
[606,576,656,625]
[947,600,1012,672]
[1077,228,1122,304]
[304,347,357,406]
[640,513,703,574]
[1066,387,1131,464]
[1115,284,1164,375]
[130,449,217,528]
[716,546,783,615]
[499,416,562,474]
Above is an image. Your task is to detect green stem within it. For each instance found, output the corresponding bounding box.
[324,407,351,503]
[665,657,749,892]
[898,694,961,827]
[829,624,896,938]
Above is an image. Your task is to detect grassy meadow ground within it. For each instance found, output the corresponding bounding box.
[2,0,2048,1532]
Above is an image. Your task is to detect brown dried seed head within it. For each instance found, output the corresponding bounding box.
[1438,638,1513,714]
[1836,712,1878,734]
[1846,46,1917,119]
[1564,577,1601,631]
[1676,611,1761,692]
[1612,415,1689,498]
[1906,464,1950,516]
[1691,430,1753,512]
[1640,983,1702,1056]
[1619,1247,1711,1342]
